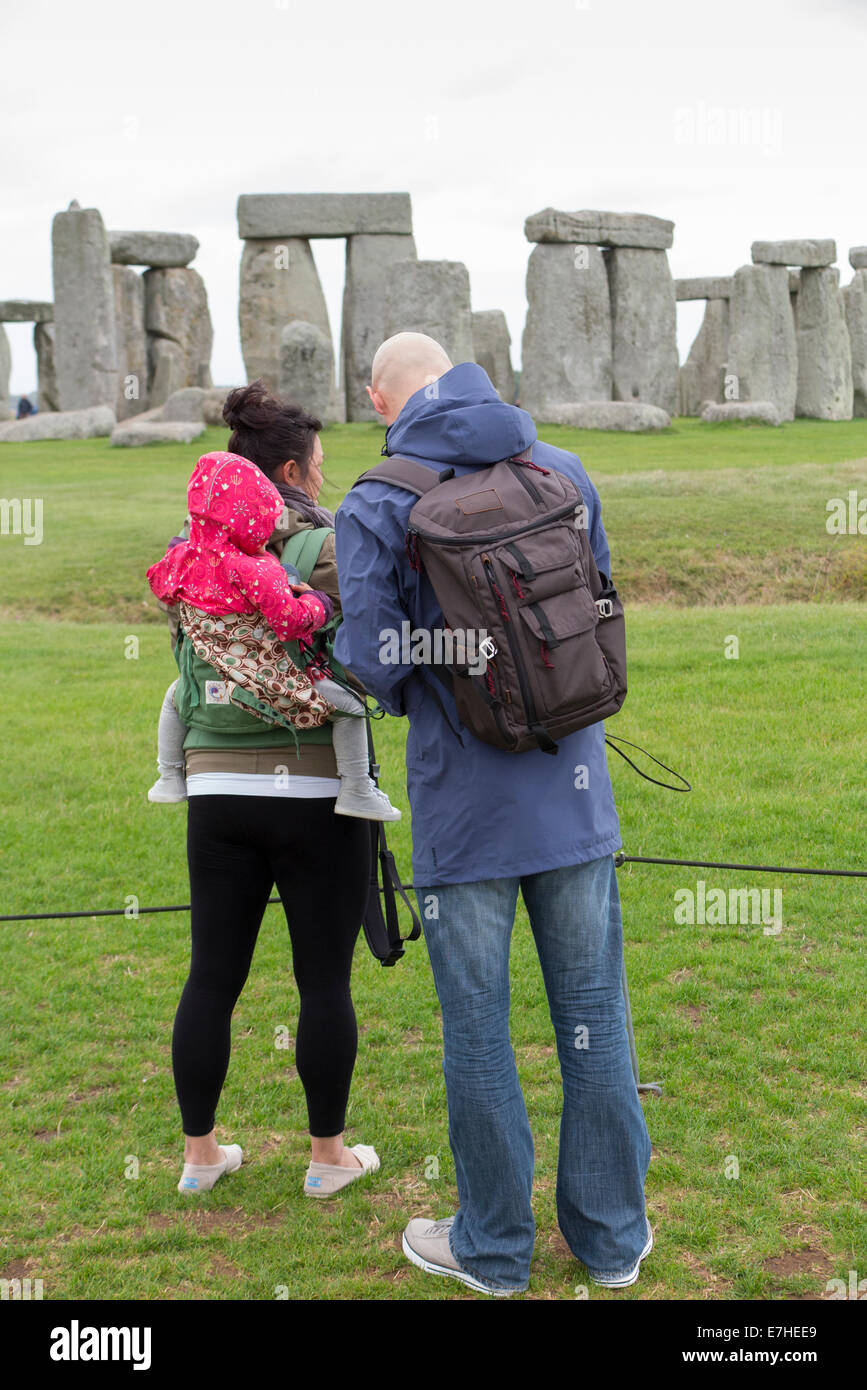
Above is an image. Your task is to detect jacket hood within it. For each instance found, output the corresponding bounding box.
[384,363,536,467]
[187,451,282,555]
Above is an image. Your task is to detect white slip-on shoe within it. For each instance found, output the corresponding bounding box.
[304,1143,381,1197]
[588,1220,653,1288]
[402,1217,526,1297]
[148,770,187,803]
[178,1143,243,1194]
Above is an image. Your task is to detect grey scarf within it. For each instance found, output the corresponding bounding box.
[274,481,335,530]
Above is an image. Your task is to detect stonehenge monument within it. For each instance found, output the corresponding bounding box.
[342,233,417,420]
[278,320,336,425]
[383,260,475,366]
[844,270,867,417]
[471,310,516,404]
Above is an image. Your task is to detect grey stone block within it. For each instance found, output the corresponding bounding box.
[795,267,853,419]
[471,310,516,404]
[544,401,671,430]
[113,266,148,420]
[726,264,797,421]
[239,238,331,393]
[279,320,336,424]
[384,260,474,365]
[34,322,59,413]
[238,192,412,240]
[674,277,732,301]
[606,247,678,413]
[0,325,10,410]
[0,405,116,441]
[341,233,417,420]
[844,270,867,417]
[144,267,213,406]
[525,208,674,250]
[848,247,867,270]
[700,400,781,424]
[161,386,207,421]
[751,239,836,267]
[678,298,730,415]
[109,231,199,268]
[51,205,119,411]
[521,244,612,417]
[110,419,205,446]
[0,299,54,322]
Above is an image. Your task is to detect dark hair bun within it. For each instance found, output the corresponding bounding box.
[222,381,274,432]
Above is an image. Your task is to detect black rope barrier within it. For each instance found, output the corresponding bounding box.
[2,851,865,922]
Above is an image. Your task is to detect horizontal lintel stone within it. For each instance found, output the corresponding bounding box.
[524,208,674,249]
[237,193,412,239]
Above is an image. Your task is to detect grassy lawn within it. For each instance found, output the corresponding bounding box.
[0,419,865,1300]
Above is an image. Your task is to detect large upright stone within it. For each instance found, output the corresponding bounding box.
[472,310,516,403]
[51,205,119,411]
[384,260,474,365]
[109,231,198,268]
[279,321,335,423]
[794,267,853,420]
[341,233,417,421]
[239,238,331,393]
[521,244,612,416]
[726,264,797,421]
[678,298,730,415]
[113,266,148,420]
[751,239,836,268]
[606,248,678,412]
[144,267,213,407]
[34,323,59,412]
[0,325,10,409]
[844,271,867,417]
[238,193,412,239]
[525,208,674,249]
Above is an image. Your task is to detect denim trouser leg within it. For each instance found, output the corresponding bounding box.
[416,876,535,1291]
[522,855,652,1278]
[418,855,651,1288]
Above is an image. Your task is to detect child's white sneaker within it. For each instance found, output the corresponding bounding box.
[334,779,401,822]
[148,769,187,803]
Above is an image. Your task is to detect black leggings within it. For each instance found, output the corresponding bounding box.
[173,794,370,1138]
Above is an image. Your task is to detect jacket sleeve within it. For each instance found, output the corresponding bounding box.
[332,501,415,717]
[232,553,329,642]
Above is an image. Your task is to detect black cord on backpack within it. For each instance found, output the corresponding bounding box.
[605,734,691,793]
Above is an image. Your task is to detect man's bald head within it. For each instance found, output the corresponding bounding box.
[367,332,453,425]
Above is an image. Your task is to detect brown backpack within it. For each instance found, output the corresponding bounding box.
[355,450,627,755]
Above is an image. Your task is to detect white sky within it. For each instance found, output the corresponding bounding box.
[2,0,865,392]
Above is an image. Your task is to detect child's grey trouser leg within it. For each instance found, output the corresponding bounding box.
[157,678,187,772]
[315,678,368,784]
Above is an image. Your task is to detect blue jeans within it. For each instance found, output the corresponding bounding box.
[416,854,651,1292]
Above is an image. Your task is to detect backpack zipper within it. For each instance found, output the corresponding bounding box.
[481,554,541,731]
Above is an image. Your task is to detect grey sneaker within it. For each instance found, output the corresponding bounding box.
[148,770,187,803]
[588,1220,653,1288]
[401,1217,525,1297]
[334,779,401,822]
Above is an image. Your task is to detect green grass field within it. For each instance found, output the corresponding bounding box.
[1,417,865,1300]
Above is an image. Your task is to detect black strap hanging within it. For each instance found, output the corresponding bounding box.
[360,717,422,965]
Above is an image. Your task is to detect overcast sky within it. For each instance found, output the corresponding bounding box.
[2,0,865,392]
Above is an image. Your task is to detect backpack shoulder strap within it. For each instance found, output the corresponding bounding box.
[280,525,333,583]
[353,455,448,498]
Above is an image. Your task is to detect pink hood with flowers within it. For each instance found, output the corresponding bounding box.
[147,452,329,642]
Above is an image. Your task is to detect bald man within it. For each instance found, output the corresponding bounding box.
[333,335,651,1297]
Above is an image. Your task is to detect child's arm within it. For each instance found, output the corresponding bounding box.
[232,552,332,642]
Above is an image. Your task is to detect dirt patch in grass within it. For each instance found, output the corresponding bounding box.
[676,1004,705,1029]
[762,1224,835,1293]
[681,1248,733,1298]
[147,1206,284,1235]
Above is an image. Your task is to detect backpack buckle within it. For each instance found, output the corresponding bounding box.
[595,598,613,619]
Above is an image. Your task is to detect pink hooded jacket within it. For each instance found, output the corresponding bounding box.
[146,452,331,642]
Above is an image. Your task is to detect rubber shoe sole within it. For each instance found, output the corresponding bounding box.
[401,1230,524,1298]
[589,1222,653,1288]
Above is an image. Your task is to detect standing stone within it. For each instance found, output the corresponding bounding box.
[794,267,853,420]
[678,298,730,415]
[471,311,516,403]
[279,321,335,423]
[726,264,797,421]
[144,267,213,408]
[521,244,612,416]
[844,270,867,417]
[239,238,331,393]
[384,260,474,366]
[606,248,678,413]
[51,205,119,411]
[112,266,148,419]
[341,233,417,421]
[0,324,10,412]
[34,322,60,412]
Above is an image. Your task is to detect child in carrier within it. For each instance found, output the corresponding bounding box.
[145,451,400,822]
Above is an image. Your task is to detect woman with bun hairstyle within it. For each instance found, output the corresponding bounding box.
[154,383,382,1198]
